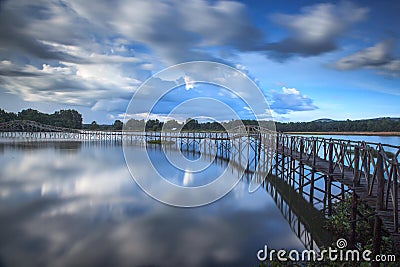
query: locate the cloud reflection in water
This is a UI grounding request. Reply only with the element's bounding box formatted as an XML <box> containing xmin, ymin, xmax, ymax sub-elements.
<box><xmin>0</xmin><ymin>142</ymin><xmax>304</xmax><ymax>267</ymax></box>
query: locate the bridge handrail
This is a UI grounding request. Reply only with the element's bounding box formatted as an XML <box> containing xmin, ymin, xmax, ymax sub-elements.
<box><xmin>276</xmin><ymin>131</ymin><xmax>400</xmax><ymax>235</ymax></box>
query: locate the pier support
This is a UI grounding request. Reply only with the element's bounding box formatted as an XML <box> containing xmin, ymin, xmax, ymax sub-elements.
<box><xmin>372</xmin><ymin>150</ymin><xmax>384</xmax><ymax>263</ymax></box>
<box><xmin>349</xmin><ymin>189</ymin><xmax>358</xmax><ymax>249</ymax></box>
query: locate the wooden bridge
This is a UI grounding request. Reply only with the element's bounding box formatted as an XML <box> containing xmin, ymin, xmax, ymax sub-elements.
<box><xmin>274</xmin><ymin>134</ymin><xmax>400</xmax><ymax>257</ymax></box>
<box><xmin>1</xmin><ymin>120</ymin><xmax>399</xmax><ymax>257</ymax></box>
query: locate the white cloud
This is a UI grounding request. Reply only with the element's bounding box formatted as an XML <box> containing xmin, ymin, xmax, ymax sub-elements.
<box><xmin>270</xmin><ymin>87</ymin><xmax>317</xmax><ymax>114</ymax></box>
<box><xmin>282</xmin><ymin>87</ymin><xmax>300</xmax><ymax>95</ymax></box>
<box><xmin>0</xmin><ymin>60</ymin><xmax>141</xmax><ymax>108</ymax></box>
<box><xmin>184</xmin><ymin>76</ymin><xmax>195</xmax><ymax>90</ymax></box>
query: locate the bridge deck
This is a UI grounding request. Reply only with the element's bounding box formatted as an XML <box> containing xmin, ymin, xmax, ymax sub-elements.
<box><xmin>278</xmin><ymin>145</ymin><xmax>400</xmax><ymax>251</ymax></box>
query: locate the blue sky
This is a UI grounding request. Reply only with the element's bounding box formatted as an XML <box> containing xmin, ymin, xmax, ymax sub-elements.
<box><xmin>0</xmin><ymin>0</ymin><xmax>399</xmax><ymax>123</ymax></box>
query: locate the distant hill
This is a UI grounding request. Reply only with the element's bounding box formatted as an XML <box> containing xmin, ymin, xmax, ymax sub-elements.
<box><xmin>369</xmin><ymin>117</ymin><xmax>400</xmax><ymax>121</ymax></box>
<box><xmin>276</xmin><ymin>117</ymin><xmax>400</xmax><ymax>133</ymax></box>
<box><xmin>312</xmin><ymin>118</ymin><xmax>335</xmax><ymax>123</ymax></box>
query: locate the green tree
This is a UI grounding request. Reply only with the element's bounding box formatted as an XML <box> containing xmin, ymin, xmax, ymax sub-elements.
<box><xmin>163</xmin><ymin>119</ymin><xmax>181</xmax><ymax>130</ymax></box>
<box><xmin>88</xmin><ymin>121</ymin><xmax>99</xmax><ymax>130</ymax></box>
<box><xmin>52</xmin><ymin>109</ymin><xmax>82</xmax><ymax>129</ymax></box>
<box><xmin>145</xmin><ymin>119</ymin><xmax>163</xmax><ymax>131</ymax></box>
<box><xmin>182</xmin><ymin>118</ymin><xmax>199</xmax><ymax>131</ymax></box>
<box><xmin>113</xmin><ymin>120</ymin><xmax>123</xmax><ymax>130</ymax></box>
<box><xmin>125</xmin><ymin>119</ymin><xmax>145</xmax><ymax>131</ymax></box>
<box><xmin>18</xmin><ymin>108</ymin><xmax>49</xmax><ymax>123</ymax></box>
<box><xmin>0</xmin><ymin>109</ymin><xmax>17</xmax><ymax>123</ymax></box>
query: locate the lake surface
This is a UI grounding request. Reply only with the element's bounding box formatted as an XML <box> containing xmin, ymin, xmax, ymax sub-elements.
<box><xmin>1</xmin><ymin>134</ymin><xmax>398</xmax><ymax>267</ymax></box>
<box><xmin>0</xmin><ymin>141</ymin><xmax>305</xmax><ymax>267</ymax></box>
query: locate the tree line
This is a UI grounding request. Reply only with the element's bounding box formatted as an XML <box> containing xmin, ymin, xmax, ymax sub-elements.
<box><xmin>124</xmin><ymin>118</ymin><xmax>226</xmax><ymax>132</ymax></box>
<box><xmin>275</xmin><ymin>118</ymin><xmax>400</xmax><ymax>132</ymax></box>
<box><xmin>1</xmin><ymin>108</ymin><xmax>399</xmax><ymax>132</ymax></box>
<box><xmin>0</xmin><ymin>108</ymin><xmax>83</xmax><ymax>129</ymax></box>
<box><xmin>84</xmin><ymin>120</ymin><xmax>123</xmax><ymax>131</ymax></box>
<box><xmin>124</xmin><ymin>118</ymin><xmax>263</xmax><ymax>131</ymax></box>
<box><xmin>124</xmin><ymin>117</ymin><xmax>400</xmax><ymax>132</ymax></box>
<box><xmin>0</xmin><ymin>108</ymin><xmax>126</xmax><ymax>131</ymax></box>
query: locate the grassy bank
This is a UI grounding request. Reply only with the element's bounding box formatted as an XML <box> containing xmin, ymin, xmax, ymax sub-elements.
<box><xmin>146</xmin><ymin>140</ymin><xmax>175</xmax><ymax>145</ymax></box>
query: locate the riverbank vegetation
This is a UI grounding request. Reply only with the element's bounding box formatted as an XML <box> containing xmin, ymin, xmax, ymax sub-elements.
<box><xmin>1</xmin><ymin>108</ymin><xmax>399</xmax><ymax>133</ymax></box>
<box><xmin>0</xmin><ymin>108</ymin><xmax>82</xmax><ymax>129</ymax></box>
<box><xmin>258</xmin><ymin>195</ymin><xmax>397</xmax><ymax>267</ymax></box>
<box><xmin>123</xmin><ymin>117</ymin><xmax>400</xmax><ymax>133</ymax></box>
<box><xmin>0</xmin><ymin>108</ymin><xmax>124</xmax><ymax>131</ymax></box>
<box><xmin>276</xmin><ymin>118</ymin><xmax>400</xmax><ymax>133</ymax></box>
<box><xmin>326</xmin><ymin>196</ymin><xmax>394</xmax><ymax>255</ymax></box>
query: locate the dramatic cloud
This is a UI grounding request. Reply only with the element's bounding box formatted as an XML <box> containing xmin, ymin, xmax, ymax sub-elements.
<box><xmin>333</xmin><ymin>40</ymin><xmax>400</xmax><ymax>77</ymax></box>
<box><xmin>0</xmin><ymin>0</ymin><xmax>93</xmax><ymax>62</ymax></box>
<box><xmin>0</xmin><ymin>0</ymin><xmax>262</xmax><ymax>116</ymax></box>
<box><xmin>0</xmin><ymin>0</ymin><xmax>394</xmax><ymax>122</ymax></box>
<box><xmin>270</xmin><ymin>87</ymin><xmax>317</xmax><ymax>114</ymax></box>
<box><xmin>66</xmin><ymin>0</ymin><xmax>261</xmax><ymax>64</ymax></box>
<box><xmin>0</xmin><ymin>0</ymin><xmax>152</xmax><ymax>113</ymax></box>
<box><xmin>263</xmin><ymin>2</ymin><xmax>368</xmax><ymax>60</ymax></box>
<box><xmin>0</xmin><ymin>60</ymin><xmax>142</xmax><ymax>107</ymax></box>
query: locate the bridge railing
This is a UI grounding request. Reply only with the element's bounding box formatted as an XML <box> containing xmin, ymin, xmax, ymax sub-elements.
<box><xmin>0</xmin><ymin>120</ymin><xmax>80</xmax><ymax>133</ymax></box>
<box><xmin>277</xmin><ymin>133</ymin><xmax>400</xmax><ymax>234</ymax></box>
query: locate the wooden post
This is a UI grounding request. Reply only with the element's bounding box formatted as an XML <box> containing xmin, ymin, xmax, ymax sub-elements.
<box><xmin>376</xmin><ymin>150</ymin><xmax>385</xmax><ymax>211</ymax></box>
<box><xmin>299</xmin><ymin>163</ymin><xmax>304</xmax><ymax>195</ymax></box>
<box><xmin>394</xmin><ymin>162</ymin><xmax>398</xmax><ymax>233</ymax></box>
<box><xmin>281</xmin><ymin>153</ymin><xmax>285</xmax><ymax>181</ymax></box>
<box><xmin>328</xmin><ymin>142</ymin><xmax>334</xmax><ymax>174</ymax></box>
<box><xmin>312</xmin><ymin>139</ymin><xmax>316</xmax><ymax>166</ymax></box>
<box><xmin>299</xmin><ymin>139</ymin><xmax>304</xmax><ymax>194</ymax></box>
<box><xmin>290</xmin><ymin>137</ymin><xmax>294</xmax><ymax>186</ymax></box>
<box><xmin>238</xmin><ymin>138</ymin><xmax>242</xmax><ymax>168</ymax></box>
<box><xmin>275</xmin><ymin>134</ymin><xmax>279</xmax><ymax>176</ymax></box>
<box><xmin>287</xmin><ymin>157</ymin><xmax>292</xmax><ymax>185</ymax></box>
<box><xmin>310</xmin><ymin>170</ymin><xmax>315</xmax><ymax>204</ymax></box>
<box><xmin>349</xmin><ymin>189</ymin><xmax>358</xmax><ymax>249</ymax></box>
<box><xmin>326</xmin><ymin>176</ymin><xmax>332</xmax><ymax>216</ymax></box>
<box><xmin>366</xmin><ymin>153</ymin><xmax>371</xmax><ymax>190</ymax></box>
<box><xmin>354</xmin><ymin>146</ymin><xmax>360</xmax><ymax>186</ymax></box>
<box><xmin>372</xmin><ymin>150</ymin><xmax>384</xmax><ymax>261</ymax></box>
<box><xmin>310</xmin><ymin>139</ymin><xmax>316</xmax><ymax>203</ymax></box>
<box><xmin>327</xmin><ymin>142</ymin><xmax>334</xmax><ymax>216</ymax></box>
<box><xmin>257</xmin><ymin>133</ymin><xmax>262</xmax><ymax>173</ymax></box>
<box><xmin>341</xmin><ymin>144</ymin><xmax>345</xmax><ymax>179</ymax></box>
<box><xmin>300</xmin><ymin>138</ymin><xmax>304</xmax><ymax>161</ymax></box>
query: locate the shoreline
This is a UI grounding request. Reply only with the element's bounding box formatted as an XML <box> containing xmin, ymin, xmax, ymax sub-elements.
<box><xmin>285</xmin><ymin>131</ymin><xmax>400</xmax><ymax>137</ymax></box>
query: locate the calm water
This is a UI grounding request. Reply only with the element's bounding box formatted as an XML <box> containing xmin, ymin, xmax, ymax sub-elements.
<box><xmin>0</xmin><ymin>141</ymin><xmax>304</xmax><ymax>267</ymax></box>
<box><xmin>1</xmin><ymin>135</ymin><xmax>398</xmax><ymax>267</ymax></box>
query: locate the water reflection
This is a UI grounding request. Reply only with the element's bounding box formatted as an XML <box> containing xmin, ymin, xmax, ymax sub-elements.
<box><xmin>0</xmin><ymin>142</ymin><xmax>304</xmax><ymax>267</ymax></box>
